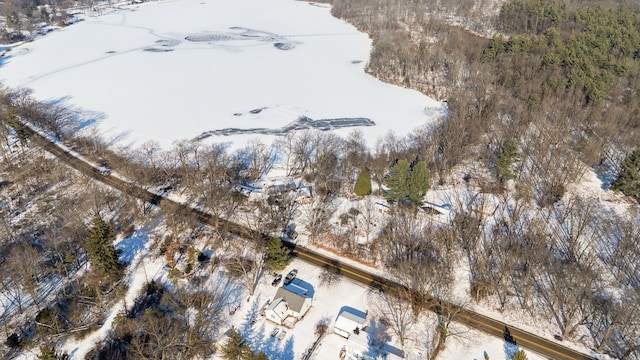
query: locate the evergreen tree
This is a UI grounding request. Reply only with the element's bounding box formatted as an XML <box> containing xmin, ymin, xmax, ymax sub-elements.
<box><xmin>5</xmin><ymin>333</ymin><xmax>21</xmax><ymax>348</ymax></box>
<box><xmin>38</xmin><ymin>346</ymin><xmax>67</xmax><ymax>360</ymax></box>
<box><xmin>220</xmin><ymin>327</ymin><xmax>249</xmax><ymax>360</ymax></box>
<box><xmin>353</xmin><ymin>168</ymin><xmax>372</xmax><ymax>196</ymax></box>
<box><xmin>85</xmin><ymin>217</ymin><xmax>120</xmax><ymax>276</ymax></box>
<box><xmin>252</xmin><ymin>352</ymin><xmax>269</xmax><ymax>360</ymax></box>
<box><xmin>5</xmin><ymin>108</ymin><xmax>30</xmax><ymax>146</ymax></box>
<box><xmin>612</xmin><ymin>149</ymin><xmax>640</xmax><ymax>203</ymax></box>
<box><xmin>384</xmin><ymin>159</ymin><xmax>410</xmax><ymax>202</ymax></box>
<box><xmin>495</xmin><ymin>140</ymin><xmax>521</xmax><ymax>181</ymax></box>
<box><xmin>264</xmin><ymin>237</ymin><xmax>290</xmax><ymax>273</ymax></box>
<box><xmin>407</xmin><ymin>161</ymin><xmax>430</xmax><ymax>204</ymax></box>
<box><xmin>385</xmin><ymin>159</ymin><xmax>430</xmax><ymax>205</ymax></box>
<box><xmin>511</xmin><ymin>350</ymin><xmax>528</xmax><ymax>360</ymax></box>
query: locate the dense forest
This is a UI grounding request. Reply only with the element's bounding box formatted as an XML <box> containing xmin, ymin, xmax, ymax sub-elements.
<box><xmin>1</xmin><ymin>0</ymin><xmax>640</xmax><ymax>359</ymax></box>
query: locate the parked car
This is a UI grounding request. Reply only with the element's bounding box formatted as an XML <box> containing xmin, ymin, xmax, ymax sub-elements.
<box><xmin>271</xmin><ymin>274</ymin><xmax>282</xmax><ymax>287</ymax></box>
<box><xmin>96</xmin><ymin>166</ymin><xmax>111</xmax><ymax>175</ymax></box>
<box><xmin>284</xmin><ymin>269</ymin><xmax>298</xmax><ymax>285</ymax></box>
<box><xmin>270</xmin><ymin>328</ymin><xmax>279</xmax><ymax>337</ymax></box>
<box><xmin>277</xmin><ymin>329</ymin><xmax>287</xmax><ymax>340</ymax></box>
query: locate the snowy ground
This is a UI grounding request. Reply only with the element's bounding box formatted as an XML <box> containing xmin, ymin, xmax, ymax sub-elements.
<box><xmin>209</xmin><ymin>258</ymin><xmax>547</xmax><ymax>360</ymax></box>
<box><xmin>437</xmin><ymin>324</ymin><xmax>545</xmax><ymax>360</ymax></box>
<box><xmin>0</xmin><ymin>0</ymin><xmax>445</xmax><ymax>150</ymax></box>
<box><xmin>212</xmin><ymin>259</ymin><xmax>372</xmax><ymax>360</ymax></box>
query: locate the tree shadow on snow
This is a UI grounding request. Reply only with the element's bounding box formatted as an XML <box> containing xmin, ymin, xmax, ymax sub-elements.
<box><xmin>42</xmin><ymin>96</ymin><xmax>107</xmax><ymax>133</ymax></box>
<box><xmin>242</xmin><ymin>297</ymin><xmax>261</xmax><ymax>341</ymax></box>
<box><xmin>248</xmin><ymin>323</ymin><xmax>295</xmax><ymax>359</ymax></box>
<box><xmin>207</xmin><ymin>274</ymin><xmax>244</xmax><ymax>316</ymax></box>
<box><xmin>280</xmin><ymin>337</ymin><xmax>295</xmax><ymax>360</ymax></box>
<box><xmin>115</xmin><ymin>229</ymin><xmax>149</xmax><ymax>264</ymax></box>
<box><xmin>503</xmin><ymin>326</ymin><xmax>519</xmax><ymax>360</ymax></box>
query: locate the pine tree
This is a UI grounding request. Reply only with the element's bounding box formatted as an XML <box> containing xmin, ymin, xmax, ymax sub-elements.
<box><xmin>5</xmin><ymin>333</ymin><xmax>21</xmax><ymax>348</ymax></box>
<box><xmin>612</xmin><ymin>149</ymin><xmax>640</xmax><ymax>203</ymax></box>
<box><xmin>407</xmin><ymin>161</ymin><xmax>430</xmax><ymax>204</ymax></box>
<box><xmin>38</xmin><ymin>346</ymin><xmax>67</xmax><ymax>360</ymax></box>
<box><xmin>85</xmin><ymin>217</ymin><xmax>120</xmax><ymax>276</ymax></box>
<box><xmin>385</xmin><ymin>160</ymin><xmax>430</xmax><ymax>205</ymax></box>
<box><xmin>5</xmin><ymin>108</ymin><xmax>30</xmax><ymax>146</ymax></box>
<box><xmin>384</xmin><ymin>160</ymin><xmax>410</xmax><ymax>202</ymax></box>
<box><xmin>495</xmin><ymin>140</ymin><xmax>521</xmax><ymax>181</ymax></box>
<box><xmin>264</xmin><ymin>237</ymin><xmax>290</xmax><ymax>273</ymax></box>
<box><xmin>252</xmin><ymin>352</ymin><xmax>270</xmax><ymax>360</ymax></box>
<box><xmin>511</xmin><ymin>349</ymin><xmax>528</xmax><ymax>360</ymax></box>
<box><xmin>220</xmin><ymin>327</ymin><xmax>249</xmax><ymax>360</ymax></box>
<box><xmin>353</xmin><ymin>168</ymin><xmax>372</xmax><ymax>196</ymax></box>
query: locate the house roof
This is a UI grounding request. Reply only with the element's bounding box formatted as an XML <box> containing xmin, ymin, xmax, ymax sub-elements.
<box><xmin>335</xmin><ymin>311</ymin><xmax>366</xmax><ymax>334</ymax></box>
<box><xmin>274</xmin><ymin>287</ymin><xmax>307</xmax><ymax>313</ymax></box>
<box><xmin>266</xmin><ymin>297</ymin><xmax>288</xmax><ymax>318</ymax></box>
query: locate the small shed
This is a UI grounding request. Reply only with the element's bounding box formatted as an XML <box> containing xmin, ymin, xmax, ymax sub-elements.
<box><xmin>334</xmin><ymin>310</ymin><xmax>367</xmax><ymax>338</ymax></box>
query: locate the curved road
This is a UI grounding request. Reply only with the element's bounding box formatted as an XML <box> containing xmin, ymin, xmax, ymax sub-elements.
<box><xmin>24</xmin><ymin>124</ymin><xmax>596</xmax><ymax>360</ymax></box>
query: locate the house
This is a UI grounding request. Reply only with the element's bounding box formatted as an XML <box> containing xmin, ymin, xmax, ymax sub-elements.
<box><xmin>264</xmin><ymin>285</ymin><xmax>313</xmax><ymax>327</ymax></box>
<box><xmin>334</xmin><ymin>309</ymin><xmax>367</xmax><ymax>338</ymax></box>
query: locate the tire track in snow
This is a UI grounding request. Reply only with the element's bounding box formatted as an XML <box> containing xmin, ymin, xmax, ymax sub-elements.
<box><xmin>20</xmin><ymin>11</ymin><xmax>180</xmax><ymax>87</ymax></box>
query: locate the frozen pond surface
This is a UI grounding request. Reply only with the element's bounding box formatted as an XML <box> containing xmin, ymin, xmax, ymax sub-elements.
<box><xmin>0</xmin><ymin>0</ymin><xmax>445</xmax><ymax>149</ymax></box>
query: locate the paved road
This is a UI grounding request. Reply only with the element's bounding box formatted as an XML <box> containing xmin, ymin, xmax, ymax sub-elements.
<box><xmin>23</xmin><ymin>124</ymin><xmax>596</xmax><ymax>360</ymax></box>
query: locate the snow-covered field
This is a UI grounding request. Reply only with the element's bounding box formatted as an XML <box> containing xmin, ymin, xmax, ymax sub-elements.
<box><xmin>0</xmin><ymin>0</ymin><xmax>445</xmax><ymax>150</ymax></box>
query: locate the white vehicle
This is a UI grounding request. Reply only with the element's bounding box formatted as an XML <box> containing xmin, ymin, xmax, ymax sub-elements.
<box><xmin>96</xmin><ymin>166</ymin><xmax>111</xmax><ymax>175</ymax></box>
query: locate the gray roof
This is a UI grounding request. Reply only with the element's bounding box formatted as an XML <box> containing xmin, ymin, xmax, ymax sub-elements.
<box><xmin>335</xmin><ymin>311</ymin><xmax>366</xmax><ymax>334</ymax></box>
<box><xmin>274</xmin><ymin>287</ymin><xmax>307</xmax><ymax>313</ymax></box>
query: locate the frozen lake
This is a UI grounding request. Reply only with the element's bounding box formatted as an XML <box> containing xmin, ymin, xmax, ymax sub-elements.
<box><xmin>0</xmin><ymin>0</ymin><xmax>445</xmax><ymax>150</ymax></box>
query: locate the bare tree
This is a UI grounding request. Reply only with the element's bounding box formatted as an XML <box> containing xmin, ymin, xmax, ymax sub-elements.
<box><xmin>299</xmin><ymin>197</ymin><xmax>335</xmax><ymax>244</ymax></box>
<box><xmin>7</xmin><ymin>242</ymin><xmax>44</xmax><ymax>310</ymax></box>
<box><xmin>357</xmin><ymin>197</ymin><xmax>378</xmax><ymax>244</ymax></box>
<box><xmin>238</xmin><ymin>138</ymin><xmax>276</xmax><ymax>181</ymax></box>
<box><xmin>377</xmin><ymin>208</ymin><xmax>453</xmax><ymax>317</ymax></box>
<box><xmin>273</xmin><ymin>132</ymin><xmax>298</xmax><ymax>176</ymax></box>
<box><xmin>225</xmin><ymin>239</ymin><xmax>266</xmax><ymax>297</ymax></box>
<box><xmin>368</xmin><ymin>288</ymin><xmax>415</xmax><ymax>347</ymax></box>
